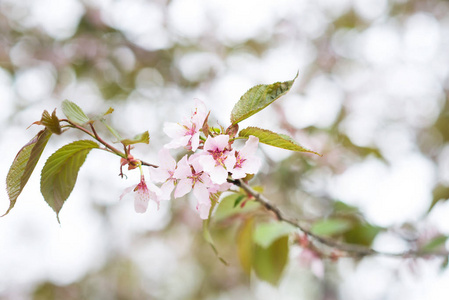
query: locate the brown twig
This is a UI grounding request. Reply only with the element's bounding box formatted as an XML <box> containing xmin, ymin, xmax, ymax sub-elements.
<box><xmin>141</xmin><ymin>160</ymin><xmax>159</xmax><ymax>168</ymax></box>
<box><xmin>232</xmin><ymin>179</ymin><xmax>449</xmax><ymax>259</ymax></box>
<box><xmin>61</xmin><ymin>119</ymin><xmax>127</xmax><ymax>158</ymax></box>
<box><xmin>88</xmin><ymin>123</ymin><xmax>126</xmax><ymax>158</ymax></box>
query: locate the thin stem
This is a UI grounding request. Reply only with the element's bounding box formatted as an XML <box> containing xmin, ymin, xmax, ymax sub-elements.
<box><xmin>89</xmin><ymin>123</ymin><xmax>126</xmax><ymax>158</ymax></box>
<box><xmin>141</xmin><ymin>160</ymin><xmax>159</xmax><ymax>168</ymax></box>
<box><xmin>62</xmin><ymin>119</ymin><xmax>159</xmax><ymax>167</ymax></box>
<box><xmin>60</xmin><ymin>119</ymin><xmax>96</xmax><ymax>139</ymax></box>
<box><xmin>232</xmin><ymin>179</ymin><xmax>449</xmax><ymax>259</ymax></box>
<box><xmin>61</xmin><ymin>119</ymin><xmax>126</xmax><ymax>158</ymax></box>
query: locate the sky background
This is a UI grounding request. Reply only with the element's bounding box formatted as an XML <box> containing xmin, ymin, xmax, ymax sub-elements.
<box><xmin>1</xmin><ymin>0</ymin><xmax>449</xmax><ymax>299</ymax></box>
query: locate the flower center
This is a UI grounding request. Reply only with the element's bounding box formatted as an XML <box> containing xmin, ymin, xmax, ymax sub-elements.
<box><xmin>188</xmin><ymin>166</ymin><xmax>203</xmax><ymax>185</ymax></box>
<box><xmin>135</xmin><ymin>179</ymin><xmax>149</xmax><ymax>194</ymax></box>
<box><xmin>234</xmin><ymin>152</ymin><xmax>246</xmax><ymax>168</ymax></box>
<box><xmin>184</xmin><ymin>124</ymin><xmax>196</xmax><ymax>136</ymax></box>
<box><xmin>209</xmin><ymin>149</ymin><xmax>227</xmax><ymax>166</ymax></box>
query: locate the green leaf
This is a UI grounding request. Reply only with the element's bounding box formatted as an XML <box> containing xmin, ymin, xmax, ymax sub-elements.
<box><xmin>237</xmin><ymin>217</ymin><xmax>255</xmax><ymax>275</ymax></box>
<box><xmin>62</xmin><ymin>100</ymin><xmax>90</xmax><ymax>125</ymax></box>
<box><xmin>93</xmin><ymin>107</ymin><xmax>122</xmax><ymax>141</ymax></box>
<box><xmin>429</xmin><ymin>184</ymin><xmax>449</xmax><ymax>212</ymax></box>
<box><xmin>41</xmin><ymin>110</ymin><xmax>62</xmax><ymax>134</ymax></box>
<box><xmin>420</xmin><ymin>235</ymin><xmax>448</xmax><ymax>253</ymax></box>
<box><xmin>253</xmin><ymin>222</ymin><xmax>295</xmax><ymax>248</ymax></box>
<box><xmin>230</xmin><ymin>74</ymin><xmax>298</xmax><ymax>124</ymax></box>
<box><xmin>311</xmin><ymin>218</ymin><xmax>353</xmax><ymax>236</ymax></box>
<box><xmin>121</xmin><ymin>131</ymin><xmax>150</xmax><ymax>146</ymax></box>
<box><xmin>253</xmin><ymin>236</ymin><xmax>289</xmax><ymax>285</ymax></box>
<box><xmin>40</xmin><ymin>140</ymin><xmax>99</xmax><ymax>220</ymax></box>
<box><xmin>213</xmin><ymin>193</ymin><xmax>260</xmax><ymax>222</ymax></box>
<box><xmin>343</xmin><ymin>223</ymin><xmax>383</xmax><ymax>247</ymax></box>
<box><xmin>233</xmin><ymin>194</ymin><xmax>246</xmax><ymax>208</ymax></box>
<box><xmin>333</xmin><ymin>200</ymin><xmax>360</xmax><ymax>214</ymax></box>
<box><xmin>239</xmin><ymin>127</ymin><xmax>321</xmax><ymax>156</ymax></box>
<box><xmin>4</xmin><ymin>129</ymin><xmax>52</xmax><ymax>216</ymax></box>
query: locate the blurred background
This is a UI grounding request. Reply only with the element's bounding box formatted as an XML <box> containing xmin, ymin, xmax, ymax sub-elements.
<box><xmin>1</xmin><ymin>0</ymin><xmax>449</xmax><ymax>299</ymax></box>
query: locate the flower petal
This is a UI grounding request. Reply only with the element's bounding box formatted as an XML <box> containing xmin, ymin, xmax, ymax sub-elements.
<box><xmin>134</xmin><ymin>188</ymin><xmax>150</xmax><ymax>213</ymax></box>
<box><xmin>192</xmin><ymin>99</ymin><xmax>207</xmax><ymax>124</ymax></box>
<box><xmin>193</xmin><ymin>184</ymin><xmax>210</xmax><ymax>204</ymax></box>
<box><xmin>197</xmin><ymin>201</ymin><xmax>211</xmax><ymax>220</ymax></box>
<box><xmin>174</xmin><ymin>178</ymin><xmax>192</xmax><ymax>198</ymax></box>
<box><xmin>163</xmin><ymin>122</ymin><xmax>185</xmax><ymax>139</ymax></box>
<box><xmin>173</xmin><ymin>155</ymin><xmax>191</xmax><ymax>179</ymax></box>
<box><xmin>208</xmin><ymin>165</ymin><xmax>228</xmax><ymax>184</ymax></box>
<box><xmin>214</xmin><ymin>135</ymin><xmax>230</xmax><ymax>150</ymax></box>
<box><xmin>119</xmin><ymin>184</ymin><xmax>137</xmax><ymax>201</ymax></box>
<box><xmin>204</xmin><ymin>135</ymin><xmax>229</xmax><ymax>151</ymax></box>
<box><xmin>199</xmin><ymin>155</ymin><xmax>216</xmax><ymax>173</ymax></box>
<box><xmin>190</xmin><ymin>132</ymin><xmax>200</xmax><ymax>151</ymax></box>
<box><xmin>164</xmin><ymin>135</ymin><xmax>190</xmax><ymax>149</ymax></box>
<box><xmin>224</xmin><ymin>150</ymin><xmax>237</xmax><ymax>170</ymax></box>
<box><xmin>160</xmin><ymin>180</ymin><xmax>175</xmax><ymax>201</ymax></box>
<box><xmin>240</xmin><ymin>135</ymin><xmax>259</xmax><ymax>157</ymax></box>
<box><xmin>208</xmin><ymin>182</ymin><xmax>233</xmax><ymax>194</ymax></box>
<box><xmin>194</xmin><ymin>184</ymin><xmax>212</xmax><ymax>219</ymax></box>
<box><xmin>146</xmin><ymin>180</ymin><xmax>162</xmax><ymax>196</ymax></box>
<box><xmin>149</xmin><ymin>167</ymin><xmax>170</xmax><ymax>183</ymax></box>
<box><xmin>243</xmin><ymin>156</ymin><xmax>262</xmax><ymax>174</ymax></box>
<box><xmin>230</xmin><ymin>168</ymin><xmax>247</xmax><ymax>179</ymax></box>
<box><xmin>158</xmin><ymin>148</ymin><xmax>177</xmax><ymax>171</ymax></box>
<box><xmin>193</xmin><ymin>98</ymin><xmax>207</xmax><ymax>115</ymax></box>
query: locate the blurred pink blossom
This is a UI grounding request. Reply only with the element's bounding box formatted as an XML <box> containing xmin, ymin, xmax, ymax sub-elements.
<box><xmin>299</xmin><ymin>248</ymin><xmax>325</xmax><ymax>278</ymax></box>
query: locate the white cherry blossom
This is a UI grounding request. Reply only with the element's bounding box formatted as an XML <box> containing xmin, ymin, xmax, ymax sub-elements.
<box><xmin>163</xmin><ymin>99</ymin><xmax>207</xmax><ymax>151</ymax></box>
<box><xmin>173</xmin><ymin>154</ymin><xmax>213</xmax><ymax>219</ymax></box>
<box><xmin>149</xmin><ymin>148</ymin><xmax>177</xmax><ymax>200</ymax></box>
<box><xmin>226</xmin><ymin>135</ymin><xmax>261</xmax><ymax>179</ymax></box>
<box><xmin>120</xmin><ymin>175</ymin><xmax>161</xmax><ymax>213</ymax></box>
<box><xmin>199</xmin><ymin>135</ymin><xmax>234</xmax><ymax>184</ymax></box>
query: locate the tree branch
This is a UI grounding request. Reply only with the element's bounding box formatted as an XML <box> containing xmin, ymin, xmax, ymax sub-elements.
<box><xmin>232</xmin><ymin>179</ymin><xmax>449</xmax><ymax>259</ymax></box>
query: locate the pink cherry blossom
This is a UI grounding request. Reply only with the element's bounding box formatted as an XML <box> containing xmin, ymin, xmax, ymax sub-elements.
<box><xmin>149</xmin><ymin>148</ymin><xmax>177</xmax><ymax>200</ymax></box>
<box><xmin>120</xmin><ymin>175</ymin><xmax>161</xmax><ymax>213</ymax></box>
<box><xmin>173</xmin><ymin>154</ymin><xmax>213</xmax><ymax>219</ymax></box>
<box><xmin>199</xmin><ymin>135</ymin><xmax>234</xmax><ymax>184</ymax></box>
<box><xmin>163</xmin><ymin>99</ymin><xmax>207</xmax><ymax>151</ymax></box>
<box><xmin>226</xmin><ymin>135</ymin><xmax>261</xmax><ymax>179</ymax></box>
<box><xmin>298</xmin><ymin>248</ymin><xmax>325</xmax><ymax>278</ymax></box>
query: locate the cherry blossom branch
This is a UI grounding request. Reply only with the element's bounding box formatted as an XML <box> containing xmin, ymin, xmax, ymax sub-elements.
<box><xmin>61</xmin><ymin>119</ymin><xmax>127</xmax><ymax>158</ymax></box>
<box><xmin>232</xmin><ymin>179</ymin><xmax>449</xmax><ymax>259</ymax></box>
<box><xmin>88</xmin><ymin>123</ymin><xmax>126</xmax><ymax>158</ymax></box>
<box><xmin>58</xmin><ymin>100</ymin><xmax>447</xmax><ymax>259</ymax></box>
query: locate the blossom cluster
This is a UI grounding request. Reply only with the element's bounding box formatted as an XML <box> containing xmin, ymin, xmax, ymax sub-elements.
<box><xmin>121</xmin><ymin>100</ymin><xmax>261</xmax><ymax>219</ymax></box>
